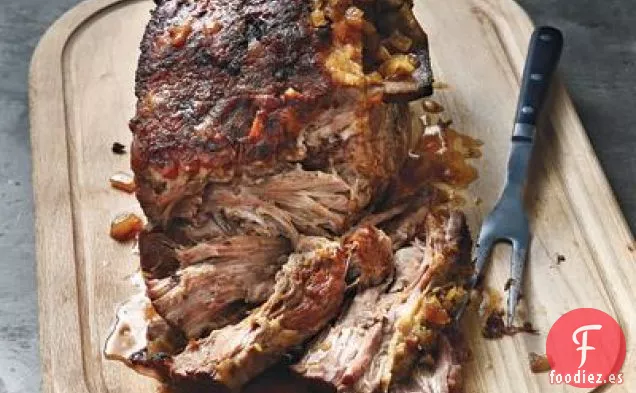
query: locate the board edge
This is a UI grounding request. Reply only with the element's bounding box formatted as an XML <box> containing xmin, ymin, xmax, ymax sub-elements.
<box><xmin>29</xmin><ymin>1</ymin><xmax>141</xmax><ymax>393</ymax></box>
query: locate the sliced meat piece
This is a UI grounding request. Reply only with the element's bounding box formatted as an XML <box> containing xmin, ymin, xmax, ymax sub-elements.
<box><xmin>387</xmin><ymin>203</ymin><xmax>433</xmax><ymax>250</ymax></box>
<box><xmin>294</xmin><ymin>242</ymin><xmax>423</xmax><ymax>390</ymax></box>
<box><xmin>294</xmin><ymin>210</ymin><xmax>471</xmax><ymax>393</ymax></box>
<box><xmin>381</xmin><ymin>212</ymin><xmax>471</xmax><ymax>385</ymax></box>
<box><xmin>141</xmin><ymin>232</ymin><xmax>292</xmax><ymax>339</ymax></box>
<box><xmin>297</xmin><ymin>286</ymin><xmax>387</xmax><ymax>389</ymax></box>
<box><xmin>343</xmin><ymin>226</ymin><xmax>394</xmax><ymax>287</ymax></box>
<box><xmin>354</xmin><ymin>188</ymin><xmax>449</xmax><ymax>251</ymax></box>
<box><xmin>375</xmin><ymin>189</ymin><xmax>448</xmax><ymax>250</ymax></box>
<box><xmin>147</xmin><ymin>236</ymin><xmax>290</xmax><ymax>339</ymax></box>
<box><xmin>168</xmin><ymin>236</ymin><xmax>346</xmax><ymax>390</ymax></box>
<box><xmin>174</xmin><ymin>235</ymin><xmax>290</xmax><ymax>267</ymax></box>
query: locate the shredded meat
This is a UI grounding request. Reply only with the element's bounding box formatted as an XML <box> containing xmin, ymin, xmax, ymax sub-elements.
<box><xmin>391</xmin><ymin>336</ymin><xmax>464</xmax><ymax>393</ymax></box>
<box><xmin>130</xmin><ymin>227</ymin><xmax>394</xmax><ymax>390</ymax></box>
<box><xmin>147</xmin><ymin>236</ymin><xmax>291</xmax><ymax>339</ymax></box>
<box><xmin>294</xmin><ymin>210</ymin><xmax>471</xmax><ymax>393</ymax></box>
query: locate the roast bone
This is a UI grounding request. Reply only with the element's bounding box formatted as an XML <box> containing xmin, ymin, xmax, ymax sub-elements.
<box><xmin>105</xmin><ymin>0</ymin><xmax>474</xmax><ymax>391</ymax></box>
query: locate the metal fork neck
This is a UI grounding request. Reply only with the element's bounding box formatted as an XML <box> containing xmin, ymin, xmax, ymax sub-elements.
<box><xmin>503</xmin><ymin>123</ymin><xmax>536</xmax><ymax>197</ymax></box>
<box><xmin>512</xmin><ymin>123</ymin><xmax>536</xmax><ymax>141</ymax></box>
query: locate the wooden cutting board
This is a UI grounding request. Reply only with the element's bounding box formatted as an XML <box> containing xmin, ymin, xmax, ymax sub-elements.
<box><xmin>29</xmin><ymin>0</ymin><xmax>636</xmax><ymax>392</ymax></box>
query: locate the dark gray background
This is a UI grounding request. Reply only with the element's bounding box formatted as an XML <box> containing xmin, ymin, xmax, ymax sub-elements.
<box><xmin>0</xmin><ymin>0</ymin><xmax>634</xmax><ymax>392</ymax></box>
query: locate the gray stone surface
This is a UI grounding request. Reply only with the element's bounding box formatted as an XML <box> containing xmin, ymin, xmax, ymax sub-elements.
<box><xmin>0</xmin><ymin>0</ymin><xmax>634</xmax><ymax>392</ymax></box>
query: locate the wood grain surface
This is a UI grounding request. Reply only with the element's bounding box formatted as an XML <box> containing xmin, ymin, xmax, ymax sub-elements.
<box><xmin>29</xmin><ymin>0</ymin><xmax>636</xmax><ymax>392</ymax></box>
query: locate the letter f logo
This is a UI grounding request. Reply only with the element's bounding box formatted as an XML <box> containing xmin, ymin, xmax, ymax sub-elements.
<box><xmin>572</xmin><ymin>324</ymin><xmax>602</xmax><ymax>368</ymax></box>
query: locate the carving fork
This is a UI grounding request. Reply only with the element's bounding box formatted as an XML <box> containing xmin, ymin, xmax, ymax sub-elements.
<box><xmin>457</xmin><ymin>26</ymin><xmax>563</xmax><ymax>327</ymax></box>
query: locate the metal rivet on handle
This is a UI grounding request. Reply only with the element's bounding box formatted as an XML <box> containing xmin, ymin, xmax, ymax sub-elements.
<box><xmin>521</xmin><ymin>106</ymin><xmax>535</xmax><ymax>115</ymax></box>
<box><xmin>530</xmin><ymin>73</ymin><xmax>544</xmax><ymax>81</ymax></box>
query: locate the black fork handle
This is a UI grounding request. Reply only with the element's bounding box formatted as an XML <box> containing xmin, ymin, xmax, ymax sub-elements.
<box><xmin>513</xmin><ymin>26</ymin><xmax>563</xmax><ymax>128</ymax></box>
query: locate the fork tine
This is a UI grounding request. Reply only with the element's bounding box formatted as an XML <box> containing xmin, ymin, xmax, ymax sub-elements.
<box><xmin>453</xmin><ymin>233</ymin><xmax>496</xmax><ymax>324</ymax></box>
<box><xmin>469</xmin><ymin>232</ymin><xmax>496</xmax><ymax>287</ymax></box>
<box><xmin>507</xmin><ymin>238</ymin><xmax>529</xmax><ymax>327</ymax></box>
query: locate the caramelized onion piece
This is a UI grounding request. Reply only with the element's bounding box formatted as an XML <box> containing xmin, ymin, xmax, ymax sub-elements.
<box><xmin>365</xmin><ymin>71</ymin><xmax>383</xmax><ymax>84</ymax></box>
<box><xmin>168</xmin><ymin>23</ymin><xmax>192</xmax><ymax>48</ymax></box>
<box><xmin>344</xmin><ymin>7</ymin><xmax>364</xmax><ymax>29</ymax></box>
<box><xmin>311</xmin><ymin>9</ymin><xmax>328</xmax><ymax>27</ymax></box>
<box><xmin>423</xmin><ymin>296</ymin><xmax>452</xmax><ymax>326</ymax></box>
<box><xmin>315</xmin><ymin>0</ymin><xmax>432</xmax><ymax>101</ymax></box>
<box><xmin>111</xmin><ymin>213</ymin><xmax>144</xmax><ymax>242</ymax></box>
<box><xmin>529</xmin><ymin>352</ymin><xmax>551</xmax><ymax>373</ymax></box>
<box><xmin>379</xmin><ymin>54</ymin><xmax>417</xmax><ymax>79</ymax></box>
<box><xmin>326</xmin><ymin>46</ymin><xmax>365</xmax><ymax>87</ymax></box>
<box><xmin>383</xmin><ymin>80</ymin><xmax>428</xmax><ymax>102</ymax></box>
<box><xmin>422</xmin><ymin>99</ymin><xmax>444</xmax><ymax>114</ymax></box>
<box><xmin>110</xmin><ymin>172</ymin><xmax>136</xmax><ymax>193</ymax></box>
<box><xmin>382</xmin><ymin>50</ymin><xmax>433</xmax><ymax>102</ymax></box>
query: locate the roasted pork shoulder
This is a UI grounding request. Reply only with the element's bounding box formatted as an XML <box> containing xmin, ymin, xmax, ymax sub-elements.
<box><xmin>106</xmin><ymin>0</ymin><xmax>475</xmax><ymax>392</ymax></box>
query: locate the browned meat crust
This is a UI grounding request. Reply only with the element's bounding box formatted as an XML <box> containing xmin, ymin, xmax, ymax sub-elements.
<box><xmin>131</xmin><ymin>0</ymin><xmax>332</xmax><ymax>176</ymax></box>
<box><xmin>130</xmin><ymin>0</ymin><xmax>431</xmax><ymax>225</ymax></box>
